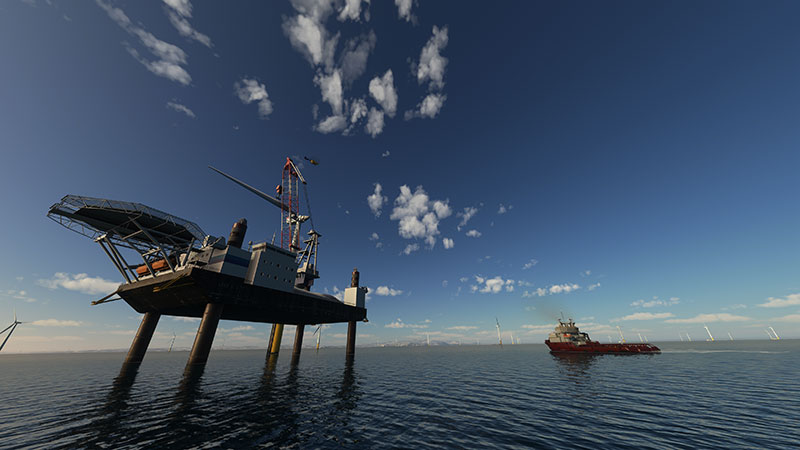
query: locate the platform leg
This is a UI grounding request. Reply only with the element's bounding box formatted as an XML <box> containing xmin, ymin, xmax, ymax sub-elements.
<box><xmin>292</xmin><ymin>324</ymin><xmax>305</xmax><ymax>363</ymax></box>
<box><xmin>269</xmin><ymin>323</ymin><xmax>284</xmax><ymax>355</ymax></box>
<box><xmin>186</xmin><ymin>303</ymin><xmax>224</xmax><ymax>367</ymax></box>
<box><xmin>124</xmin><ymin>312</ymin><xmax>161</xmax><ymax>365</ymax></box>
<box><xmin>346</xmin><ymin>321</ymin><xmax>356</xmax><ymax>357</ymax></box>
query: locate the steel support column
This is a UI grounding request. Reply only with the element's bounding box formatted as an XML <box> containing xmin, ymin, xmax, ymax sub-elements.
<box><xmin>346</xmin><ymin>321</ymin><xmax>356</xmax><ymax>357</ymax></box>
<box><xmin>124</xmin><ymin>312</ymin><xmax>161</xmax><ymax>365</ymax></box>
<box><xmin>269</xmin><ymin>323</ymin><xmax>284</xmax><ymax>355</ymax></box>
<box><xmin>186</xmin><ymin>303</ymin><xmax>224</xmax><ymax>366</ymax></box>
<box><xmin>292</xmin><ymin>324</ymin><xmax>305</xmax><ymax>362</ymax></box>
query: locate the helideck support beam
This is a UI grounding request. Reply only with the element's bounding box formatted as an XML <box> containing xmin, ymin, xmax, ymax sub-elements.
<box><xmin>186</xmin><ymin>303</ymin><xmax>224</xmax><ymax>366</ymax></box>
<box><xmin>346</xmin><ymin>321</ymin><xmax>356</xmax><ymax>357</ymax></box>
<box><xmin>124</xmin><ymin>312</ymin><xmax>161</xmax><ymax>365</ymax></box>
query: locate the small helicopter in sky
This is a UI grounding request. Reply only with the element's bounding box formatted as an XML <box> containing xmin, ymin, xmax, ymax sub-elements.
<box><xmin>304</xmin><ymin>156</ymin><xmax>320</xmax><ymax>166</ymax></box>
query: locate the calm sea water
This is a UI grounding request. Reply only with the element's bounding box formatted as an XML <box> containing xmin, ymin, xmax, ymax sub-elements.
<box><xmin>2</xmin><ymin>341</ymin><xmax>799</xmax><ymax>449</ymax></box>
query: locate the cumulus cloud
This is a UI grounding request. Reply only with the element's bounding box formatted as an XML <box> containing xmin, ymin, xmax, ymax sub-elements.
<box><xmin>497</xmin><ymin>204</ymin><xmax>512</xmax><ymax>214</ymax></box>
<box><xmin>390</xmin><ymin>185</ymin><xmax>451</xmax><ymax>249</ymax></box>
<box><xmin>350</xmin><ymin>98</ymin><xmax>368</xmax><ymax>123</ymax></box>
<box><xmin>447</xmin><ymin>325</ymin><xmax>477</xmax><ymax>331</ymax></box>
<box><xmin>617</xmin><ymin>312</ymin><xmax>674</xmax><ymax>321</ymax></box>
<box><xmin>31</xmin><ymin>319</ymin><xmax>83</xmax><ymax>327</ymax></box>
<box><xmin>283</xmin><ymin>3</ymin><xmax>336</xmax><ymax>69</ymax></box>
<box><xmin>416</xmin><ymin>25</ymin><xmax>448</xmax><ymax>90</ymax></box>
<box><xmin>758</xmin><ymin>293</ymin><xmax>800</xmax><ymax>308</ymax></box>
<box><xmin>385</xmin><ymin>318</ymin><xmax>428</xmax><ymax>329</ymax></box>
<box><xmin>631</xmin><ymin>297</ymin><xmax>680</xmax><ymax>308</ymax></box>
<box><xmin>587</xmin><ymin>282</ymin><xmax>601</xmax><ymax>291</ymax></box>
<box><xmin>401</xmin><ymin>243</ymin><xmax>419</xmax><ymax>255</ymax></box>
<box><xmin>367</xmin><ymin>183</ymin><xmax>387</xmax><ymax>217</ymax></box>
<box><xmin>163</xmin><ymin>0</ymin><xmax>212</xmax><ymax>47</ymax></box>
<box><xmin>316</xmin><ymin>114</ymin><xmax>347</xmax><ymax>133</ymax></box>
<box><xmin>166</xmin><ymin>100</ymin><xmax>195</xmax><ymax>118</ymax></box>
<box><xmin>442</xmin><ymin>237</ymin><xmax>454</xmax><ymax>249</ymax></box>
<box><xmin>375</xmin><ymin>286</ymin><xmax>403</xmax><ymax>296</ymax></box>
<box><xmin>340</xmin><ymin>32</ymin><xmax>376</xmax><ymax>84</ymax></box>
<box><xmin>664</xmin><ymin>313</ymin><xmax>751</xmax><ymax>324</ymax></box>
<box><xmin>457</xmin><ymin>207</ymin><xmax>477</xmax><ymax>231</ymax></box>
<box><xmin>38</xmin><ymin>273</ymin><xmax>119</xmax><ymax>295</ymax></box>
<box><xmin>465</xmin><ymin>229</ymin><xmax>481</xmax><ymax>238</ymax></box>
<box><xmin>773</xmin><ymin>314</ymin><xmax>800</xmax><ymax>323</ymax></box>
<box><xmin>315</xmin><ymin>70</ymin><xmax>344</xmax><ymax>115</ymax></box>
<box><xmin>97</xmin><ymin>0</ymin><xmax>192</xmax><ymax>85</ymax></box>
<box><xmin>522</xmin><ymin>283</ymin><xmax>581</xmax><ymax>297</ymax></box>
<box><xmin>471</xmin><ymin>276</ymin><xmax>514</xmax><ymax>294</ymax></box>
<box><xmin>382</xmin><ymin>150</ymin><xmax>390</xmax><ymax>157</ymax></box>
<box><xmin>338</xmin><ymin>0</ymin><xmax>370</xmax><ymax>21</ymax></box>
<box><xmin>366</xmin><ymin>107</ymin><xmax>384</xmax><ymax>137</ymax></box>
<box><xmin>522</xmin><ymin>259</ymin><xmax>538</xmax><ymax>270</ymax></box>
<box><xmin>394</xmin><ymin>0</ymin><xmax>414</xmax><ymax>21</ymax></box>
<box><xmin>369</xmin><ymin>69</ymin><xmax>398</xmax><ymax>117</ymax></box>
<box><xmin>405</xmin><ymin>93</ymin><xmax>446</xmax><ymax>120</ymax></box>
<box><xmin>369</xmin><ymin>232</ymin><xmax>380</xmax><ymax>241</ymax></box>
<box><xmin>234</xmin><ymin>78</ymin><xmax>273</xmax><ymax>118</ymax></box>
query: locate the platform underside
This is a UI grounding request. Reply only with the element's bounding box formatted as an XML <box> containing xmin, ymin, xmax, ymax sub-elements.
<box><xmin>116</xmin><ymin>268</ymin><xmax>366</xmax><ymax>325</ymax></box>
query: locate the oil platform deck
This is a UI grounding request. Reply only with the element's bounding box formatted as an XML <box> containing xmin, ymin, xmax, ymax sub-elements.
<box><xmin>118</xmin><ymin>267</ymin><xmax>366</xmax><ymax>325</ymax></box>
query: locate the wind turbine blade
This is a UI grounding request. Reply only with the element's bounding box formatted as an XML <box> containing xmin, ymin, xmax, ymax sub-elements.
<box><xmin>0</xmin><ymin>322</ymin><xmax>14</xmax><ymax>335</ymax></box>
<box><xmin>208</xmin><ymin>166</ymin><xmax>288</xmax><ymax>212</ymax></box>
<box><xmin>0</xmin><ymin>323</ymin><xmax>18</xmax><ymax>352</ymax></box>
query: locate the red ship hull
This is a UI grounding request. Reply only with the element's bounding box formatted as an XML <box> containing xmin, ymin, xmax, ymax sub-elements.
<box><xmin>545</xmin><ymin>340</ymin><xmax>660</xmax><ymax>353</ymax></box>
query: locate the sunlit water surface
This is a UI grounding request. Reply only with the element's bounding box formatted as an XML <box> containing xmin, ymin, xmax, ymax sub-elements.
<box><xmin>2</xmin><ymin>341</ymin><xmax>799</xmax><ymax>449</ymax></box>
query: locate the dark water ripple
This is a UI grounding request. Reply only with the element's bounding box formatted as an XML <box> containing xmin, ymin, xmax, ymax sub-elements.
<box><xmin>1</xmin><ymin>341</ymin><xmax>799</xmax><ymax>449</ymax></box>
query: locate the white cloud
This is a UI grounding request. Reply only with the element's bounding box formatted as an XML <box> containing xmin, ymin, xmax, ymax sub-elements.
<box><xmin>405</xmin><ymin>93</ymin><xmax>446</xmax><ymax>120</ymax></box>
<box><xmin>316</xmin><ymin>114</ymin><xmax>347</xmax><ymax>133</ymax></box>
<box><xmin>394</xmin><ymin>0</ymin><xmax>413</xmax><ymax>21</ymax></box>
<box><xmin>349</xmin><ymin>97</ymin><xmax>368</xmax><ymax>123</ymax></box>
<box><xmin>38</xmin><ymin>273</ymin><xmax>119</xmax><ymax>295</ymax></box>
<box><xmin>587</xmin><ymin>282</ymin><xmax>601</xmax><ymax>291</ymax></box>
<box><xmin>166</xmin><ymin>100</ymin><xmax>195</xmax><ymax>118</ymax></box>
<box><xmin>442</xmin><ymin>237</ymin><xmax>454</xmax><ymax>249</ymax></box>
<box><xmin>97</xmin><ymin>0</ymin><xmax>191</xmax><ymax>85</ymax></box>
<box><xmin>368</xmin><ymin>69</ymin><xmax>397</xmax><ymax>117</ymax></box>
<box><xmin>338</xmin><ymin>0</ymin><xmax>369</xmax><ymax>21</ymax></box>
<box><xmin>340</xmin><ymin>32</ymin><xmax>376</xmax><ymax>84</ymax></box>
<box><xmin>457</xmin><ymin>207</ymin><xmax>477</xmax><ymax>231</ymax></box>
<box><xmin>758</xmin><ymin>293</ymin><xmax>800</xmax><ymax>308</ymax></box>
<box><xmin>385</xmin><ymin>318</ymin><xmax>428</xmax><ymax>329</ymax></box>
<box><xmin>522</xmin><ymin>283</ymin><xmax>581</xmax><ymax>297</ymax></box>
<box><xmin>617</xmin><ymin>312</ymin><xmax>674</xmax><ymax>321</ymax></box>
<box><xmin>390</xmin><ymin>185</ymin><xmax>451</xmax><ymax>249</ymax></box>
<box><xmin>234</xmin><ymin>78</ymin><xmax>273</xmax><ymax>118</ymax></box>
<box><xmin>369</xmin><ymin>232</ymin><xmax>380</xmax><ymax>241</ymax></box>
<box><xmin>416</xmin><ymin>25</ymin><xmax>448</xmax><ymax>90</ymax></box>
<box><xmin>401</xmin><ymin>243</ymin><xmax>419</xmax><ymax>255</ymax></box>
<box><xmin>366</xmin><ymin>107</ymin><xmax>384</xmax><ymax>137</ymax></box>
<box><xmin>664</xmin><ymin>313</ymin><xmax>751</xmax><ymax>324</ymax></box>
<box><xmin>471</xmin><ymin>276</ymin><xmax>514</xmax><ymax>294</ymax></box>
<box><xmin>521</xmin><ymin>324</ymin><xmax>556</xmax><ymax>333</ymax></box>
<box><xmin>382</xmin><ymin>150</ymin><xmax>390</xmax><ymax>157</ymax></box>
<box><xmin>163</xmin><ymin>0</ymin><xmax>212</xmax><ymax>48</ymax></box>
<box><xmin>367</xmin><ymin>183</ymin><xmax>387</xmax><ymax>217</ymax></box>
<box><xmin>447</xmin><ymin>326</ymin><xmax>477</xmax><ymax>331</ymax></box>
<box><xmin>3</xmin><ymin>290</ymin><xmax>37</xmax><ymax>303</ymax></box>
<box><xmin>315</xmin><ymin>70</ymin><xmax>343</xmax><ymax>115</ymax></box>
<box><xmin>522</xmin><ymin>259</ymin><xmax>538</xmax><ymax>270</ymax></box>
<box><xmin>283</xmin><ymin>7</ymin><xmax>336</xmax><ymax>69</ymax></box>
<box><xmin>631</xmin><ymin>297</ymin><xmax>680</xmax><ymax>308</ymax></box>
<box><xmin>172</xmin><ymin>316</ymin><xmax>201</xmax><ymax>322</ymax></box>
<box><xmin>375</xmin><ymin>286</ymin><xmax>403</xmax><ymax>296</ymax></box>
<box><xmin>465</xmin><ymin>229</ymin><xmax>481</xmax><ymax>238</ymax></box>
<box><xmin>498</xmin><ymin>204</ymin><xmax>512</xmax><ymax>214</ymax></box>
<box><xmin>31</xmin><ymin>319</ymin><xmax>83</xmax><ymax>327</ymax></box>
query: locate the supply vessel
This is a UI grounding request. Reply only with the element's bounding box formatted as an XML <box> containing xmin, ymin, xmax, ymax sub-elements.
<box><xmin>545</xmin><ymin>318</ymin><xmax>660</xmax><ymax>353</ymax></box>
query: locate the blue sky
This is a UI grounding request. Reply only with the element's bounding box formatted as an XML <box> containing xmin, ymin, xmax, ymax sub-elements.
<box><xmin>2</xmin><ymin>0</ymin><xmax>800</xmax><ymax>352</ymax></box>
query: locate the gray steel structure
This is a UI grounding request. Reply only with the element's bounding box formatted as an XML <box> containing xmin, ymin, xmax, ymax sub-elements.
<box><xmin>47</xmin><ymin>166</ymin><xmax>367</xmax><ymax>371</ymax></box>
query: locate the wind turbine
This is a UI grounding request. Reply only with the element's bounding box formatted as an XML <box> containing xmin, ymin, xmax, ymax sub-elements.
<box><xmin>168</xmin><ymin>332</ymin><xmax>176</xmax><ymax>352</ymax></box>
<box><xmin>0</xmin><ymin>311</ymin><xmax>24</xmax><ymax>352</ymax></box>
<box><xmin>313</xmin><ymin>325</ymin><xmax>322</xmax><ymax>350</ymax></box>
<box><xmin>495</xmin><ymin>318</ymin><xmax>503</xmax><ymax>346</ymax></box>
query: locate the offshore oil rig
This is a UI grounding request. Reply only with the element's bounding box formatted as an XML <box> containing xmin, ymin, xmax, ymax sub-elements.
<box><xmin>47</xmin><ymin>157</ymin><xmax>367</xmax><ymax>369</ymax></box>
